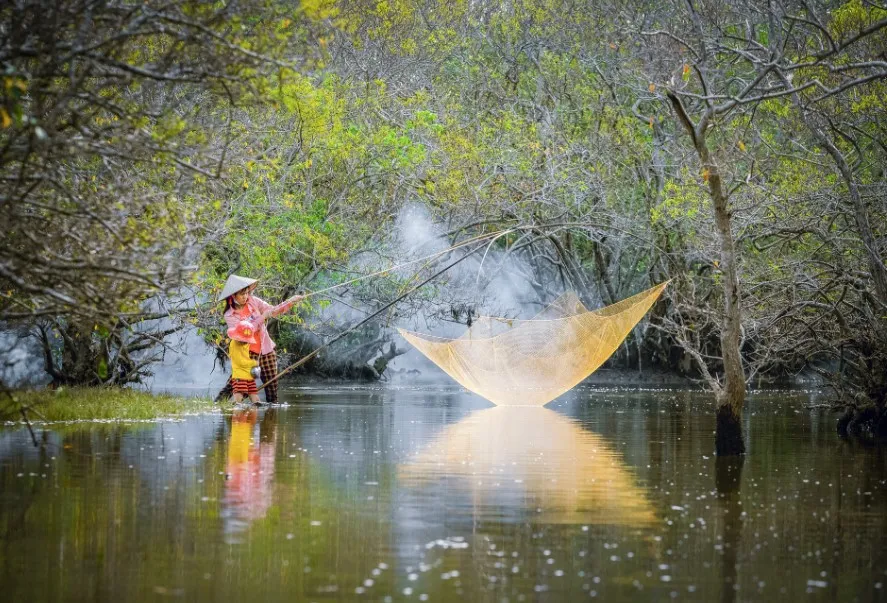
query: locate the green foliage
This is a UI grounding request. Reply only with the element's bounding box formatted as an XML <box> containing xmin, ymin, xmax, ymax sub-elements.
<box><xmin>4</xmin><ymin>0</ymin><xmax>884</xmax><ymax>399</ymax></box>
<box><xmin>1</xmin><ymin>0</ymin><xmax>316</xmax><ymax>324</ymax></box>
<box><xmin>652</xmin><ymin>177</ymin><xmax>705</xmax><ymax>225</ymax></box>
<box><xmin>830</xmin><ymin>0</ymin><xmax>887</xmax><ymax>35</ymax></box>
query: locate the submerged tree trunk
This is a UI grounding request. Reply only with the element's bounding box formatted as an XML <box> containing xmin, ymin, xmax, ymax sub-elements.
<box><xmin>716</xmin><ymin>403</ymin><xmax>745</xmax><ymax>455</ymax></box>
<box><xmin>667</xmin><ymin>93</ymin><xmax>747</xmax><ymax>455</ymax></box>
<box><xmin>704</xmin><ymin>146</ymin><xmax>746</xmax><ymax>455</ymax></box>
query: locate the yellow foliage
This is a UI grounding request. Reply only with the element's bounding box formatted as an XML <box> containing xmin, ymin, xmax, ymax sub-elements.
<box><xmin>831</xmin><ymin>0</ymin><xmax>887</xmax><ymax>36</ymax></box>
<box><xmin>4</xmin><ymin>77</ymin><xmax>27</xmax><ymax>93</ymax></box>
<box><xmin>301</xmin><ymin>0</ymin><xmax>339</xmax><ymax>20</ymax></box>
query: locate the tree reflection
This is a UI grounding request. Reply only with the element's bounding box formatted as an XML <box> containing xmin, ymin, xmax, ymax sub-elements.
<box><xmin>715</xmin><ymin>455</ymin><xmax>744</xmax><ymax>603</ymax></box>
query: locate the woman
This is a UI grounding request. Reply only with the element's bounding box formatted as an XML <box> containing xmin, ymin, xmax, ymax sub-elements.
<box><xmin>215</xmin><ymin>274</ymin><xmax>304</xmax><ymax>404</ymax></box>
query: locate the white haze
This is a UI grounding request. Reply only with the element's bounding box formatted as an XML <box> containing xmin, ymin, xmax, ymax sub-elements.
<box><xmin>136</xmin><ymin>323</ymin><xmax>229</xmax><ymax>395</ymax></box>
<box><xmin>385</xmin><ymin>203</ymin><xmax>555</xmax><ymax>378</ymax></box>
<box><xmin>0</xmin><ymin>328</ymin><xmax>50</xmax><ymax>388</ymax></box>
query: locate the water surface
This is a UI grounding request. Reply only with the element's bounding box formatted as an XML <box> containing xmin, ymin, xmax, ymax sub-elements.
<box><xmin>1</xmin><ymin>385</ymin><xmax>885</xmax><ymax>601</ymax></box>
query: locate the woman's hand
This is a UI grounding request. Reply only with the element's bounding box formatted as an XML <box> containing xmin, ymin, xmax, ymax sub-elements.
<box><xmin>267</xmin><ymin>293</ymin><xmax>305</xmax><ymax>318</ymax></box>
<box><xmin>282</xmin><ymin>293</ymin><xmax>305</xmax><ymax>313</ymax></box>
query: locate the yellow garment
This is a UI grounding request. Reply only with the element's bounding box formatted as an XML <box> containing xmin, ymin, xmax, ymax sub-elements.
<box><xmin>229</xmin><ymin>340</ymin><xmax>257</xmax><ymax>380</ymax></box>
<box><xmin>227</xmin><ymin>412</ymin><xmax>253</xmax><ymax>463</ymax></box>
<box><xmin>398</xmin><ymin>282</ymin><xmax>668</xmax><ymax>407</ymax></box>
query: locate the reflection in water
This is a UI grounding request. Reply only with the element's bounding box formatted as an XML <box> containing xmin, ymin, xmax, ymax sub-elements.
<box><xmin>399</xmin><ymin>406</ymin><xmax>656</xmax><ymax>526</ymax></box>
<box><xmin>715</xmin><ymin>456</ymin><xmax>745</xmax><ymax>603</ymax></box>
<box><xmin>222</xmin><ymin>408</ymin><xmax>277</xmax><ymax>541</ymax></box>
<box><xmin>1</xmin><ymin>390</ymin><xmax>886</xmax><ymax>601</ymax></box>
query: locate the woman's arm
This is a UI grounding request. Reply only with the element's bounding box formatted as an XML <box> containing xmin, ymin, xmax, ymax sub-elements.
<box><xmin>257</xmin><ymin>294</ymin><xmax>305</xmax><ymax>320</ymax></box>
<box><xmin>247</xmin><ymin>297</ymin><xmax>275</xmax><ymax>322</ymax></box>
<box><xmin>272</xmin><ymin>293</ymin><xmax>305</xmax><ymax>317</ymax></box>
<box><xmin>240</xmin><ymin>295</ymin><xmax>305</xmax><ymax>325</ymax></box>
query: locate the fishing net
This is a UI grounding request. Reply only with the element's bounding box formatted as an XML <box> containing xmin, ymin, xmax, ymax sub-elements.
<box><xmin>398</xmin><ymin>282</ymin><xmax>668</xmax><ymax>406</ymax></box>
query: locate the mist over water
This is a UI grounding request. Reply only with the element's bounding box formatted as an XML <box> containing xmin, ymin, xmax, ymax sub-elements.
<box><xmin>0</xmin><ymin>328</ymin><xmax>49</xmax><ymax>388</ymax></box>
<box><xmin>129</xmin><ymin>291</ymin><xmax>229</xmax><ymax>394</ymax></box>
<box><xmin>394</xmin><ymin>203</ymin><xmax>553</xmax><ymax>322</ymax></box>
<box><xmin>386</xmin><ymin>204</ymin><xmax>574</xmax><ymax>379</ymax></box>
<box><xmin>138</xmin><ymin>324</ymin><xmax>229</xmax><ymax>395</ymax></box>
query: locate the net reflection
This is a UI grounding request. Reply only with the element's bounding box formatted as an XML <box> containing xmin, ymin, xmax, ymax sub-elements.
<box><xmin>222</xmin><ymin>408</ymin><xmax>278</xmax><ymax>542</ymax></box>
<box><xmin>398</xmin><ymin>406</ymin><xmax>656</xmax><ymax>526</ymax></box>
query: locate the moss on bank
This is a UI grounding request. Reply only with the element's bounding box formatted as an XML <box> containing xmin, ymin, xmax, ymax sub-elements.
<box><xmin>2</xmin><ymin>387</ymin><xmax>214</xmax><ymax>422</ymax></box>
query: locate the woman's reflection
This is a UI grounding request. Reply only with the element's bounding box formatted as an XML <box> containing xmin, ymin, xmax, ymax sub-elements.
<box><xmin>222</xmin><ymin>408</ymin><xmax>278</xmax><ymax>542</ymax></box>
<box><xmin>399</xmin><ymin>406</ymin><xmax>656</xmax><ymax>526</ymax></box>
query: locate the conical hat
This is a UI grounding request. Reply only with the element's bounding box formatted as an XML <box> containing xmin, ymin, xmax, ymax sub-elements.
<box><xmin>218</xmin><ymin>274</ymin><xmax>257</xmax><ymax>301</ymax></box>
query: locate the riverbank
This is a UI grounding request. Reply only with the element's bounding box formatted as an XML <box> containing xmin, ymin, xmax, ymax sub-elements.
<box><xmin>1</xmin><ymin>387</ymin><xmax>214</xmax><ymax>423</ymax></box>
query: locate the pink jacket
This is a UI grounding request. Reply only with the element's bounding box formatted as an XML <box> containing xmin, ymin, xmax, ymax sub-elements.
<box><xmin>224</xmin><ymin>296</ymin><xmax>295</xmax><ymax>355</ymax></box>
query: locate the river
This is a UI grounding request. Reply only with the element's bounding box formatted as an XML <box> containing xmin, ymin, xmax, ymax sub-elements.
<box><xmin>1</xmin><ymin>385</ymin><xmax>885</xmax><ymax>601</ymax></box>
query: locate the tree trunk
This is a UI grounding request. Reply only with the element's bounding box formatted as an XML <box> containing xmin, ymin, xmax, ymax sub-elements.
<box><xmin>548</xmin><ymin>233</ymin><xmax>595</xmax><ymax>306</ymax></box>
<box><xmin>816</xmin><ymin>135</ymin><xmax>887</xmax><ymax>307</ymax></box>
<box><xmin>667</xmin><ymin>93</ymin><xmax>746</xmax><ymax>455</ymax></box>
<box><xmin>58</xmin><ymin>323</ymin><xmax>102</xmax><ymax>386</ymax></box>
<box><xmin>699</xmin><ymin>143</ymin><xmax>747</xmax><ymax>455</ymax></box>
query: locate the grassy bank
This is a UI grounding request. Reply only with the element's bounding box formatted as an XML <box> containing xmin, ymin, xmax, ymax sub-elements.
<box><xmin>2</xmin><ymin>387</ymin><xmax>214</xmax><ymax>422</ymax></box>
